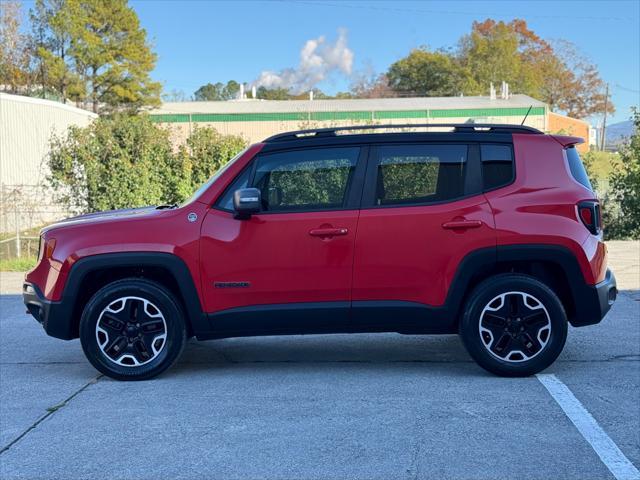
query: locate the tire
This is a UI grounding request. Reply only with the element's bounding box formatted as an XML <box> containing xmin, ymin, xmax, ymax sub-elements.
<box><xmin>459</xmin><ymin>274</ymin><xmax>567</xmax><ymax>377</ymax></box>
<box><xmin>79</xmin><ymin>278</ymin><xmax>187</xmax><ymax>381</ymax></box>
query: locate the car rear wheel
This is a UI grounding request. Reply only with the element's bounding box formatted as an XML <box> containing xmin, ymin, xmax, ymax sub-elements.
<box><xmin>459</xmin><ymin>274</ymin><xmax>568</xmax><ymax>377</ymax></box>
<box><xmin>79</xmin><ymin>278</ymin><xmax>186</xmax><ymax>381</ymax></box>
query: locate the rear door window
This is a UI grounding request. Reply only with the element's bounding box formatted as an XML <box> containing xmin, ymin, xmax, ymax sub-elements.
<box><xmin>369</xmin><ymin>144</ymin><xmax>468</xmax><ymax>206</ymax></box>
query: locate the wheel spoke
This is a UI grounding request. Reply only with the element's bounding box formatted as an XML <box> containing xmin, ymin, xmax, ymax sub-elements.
<box><xmin>132</xmin><ymin>339</ymin><xmax>152</xmax><ymax>362</ymax></box>
<box><xmin>518</xmin><ymin>332</ymin><xmax>542</xmax><ymax>356</ymax></box>
<box><xmin>100</xmin><ymin>314</ymin><xmax>125</xmax><ymax>334</ymax></box>
<box><xmin>140</xmin><ymin>319</ymin><xmax>164</xmax><ymax>334</ymax></box>
<box><xmin>508</xmin><ymin>294</ymin><xmax>522</xmax><ymax>316</ymax></box>
<box><xmin>493</xmin><ymin>333</ymin><xmax>513</xmax><ymax>356</ymax></box>
<box><xmin>105</xmin><ymin>335</ymin><xmax>128</xmax><ymax>360</ymax></box>
<box><xmin>128</xmin><ymin>298</ymin><xmax>141</xmax><ymax>322</ymax></box>
<box><xmin>483</xmin><ymin>313</ymin><xmax>506</xmax><ymax>328</ymax></box>
<box><xmin>523</xmin><ymin>311</ymin><xmax>548</xmax><ymax>329</ymax></box>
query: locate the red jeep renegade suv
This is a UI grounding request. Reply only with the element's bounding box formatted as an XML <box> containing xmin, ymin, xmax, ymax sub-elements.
<box><xmin>23</xmin><ymin>124</ymin><xmax>617</xmax><ymax>380</ymax></box>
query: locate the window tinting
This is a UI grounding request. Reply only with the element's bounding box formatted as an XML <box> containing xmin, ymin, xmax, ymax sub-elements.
<box><xmin>374</xmin><ymin>145</ymin><xmax>467</xmax><ymax>205</ymax></box>
<box><xmin>253</xmin><ymin>147</ymin><xmax>359</xmax><ymax>212</ymax></box>
<box><xmin>566</xmin><ymin>147</ymin><xmax>593</xmax><ymax>190</ymax></box>
<box><xmin>481</xmin><ymin>144</ymin><xmax>514</xmax><ymax>190</ymax></box>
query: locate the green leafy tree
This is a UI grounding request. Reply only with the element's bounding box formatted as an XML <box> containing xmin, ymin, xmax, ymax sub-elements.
<box><xmin>194</xmin><ymin>80</ymin><xmax>240</xmax><ymax>101</ymax></box>
<box><xmin>175</xmin><ymin>127</ymin><xmax>247</xmax><ymax>197</ymax></box>
<box><xmin>48</xmin><ymin>114</ymin><xmax>175</xmax><ymax>212</ymax></box>
<box><xmin>387</xmin><ymin>48</ymin><xmax>469</xmax><ymax>96</ymax></box>
<box><xmin>458</xmin><ymin>19</ymin><xmax>540</xmax><ymax>96</ymax></box>
<box><xmin>256</xmin><ymin>86</ymin><xmax>291</xmax><ymax>100</ymax></box>
<box><xmin>381</xmin><ymin>19</ymin><xmax>612</xmax><ymax>119</ymax></box>
<box><xmin>69</xmin><ymin>0</ymin><xmax>161</xmax><ymax>112</ymax></box>
<box><xmin>0</xmin><ymin>1</ymin><xmax>32</xmax><ymax>93</ymax></box>
<box><xmin>28</xmin><ymin>0</ymin><xmax>160</xmax><ymax>111</ymax></box>
<box><xmin>30</xmin><ymin>0</ymin><xmax>84</xmax><ymax>102</ymax></box>
<box><xmin>605</xmin><ymin>110</ymin><xmax>640</xmax><ymax>239</ymax></box>
<box><xmin>48</xmin><ymin>114</ymin><xmax>247</xmax><ymax>213</ymax></box>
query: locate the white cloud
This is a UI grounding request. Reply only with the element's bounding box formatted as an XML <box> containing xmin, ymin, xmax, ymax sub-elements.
<box><xmin>253</xmin><ymin>28</ymin><xmax>354</xmax><ymax>94</ymax></box>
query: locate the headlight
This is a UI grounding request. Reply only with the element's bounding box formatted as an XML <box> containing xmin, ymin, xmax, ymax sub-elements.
<box><xmin>38</xmin><ymin>237</ymin><xmax>56</xmax><ymax>261</ymax></box>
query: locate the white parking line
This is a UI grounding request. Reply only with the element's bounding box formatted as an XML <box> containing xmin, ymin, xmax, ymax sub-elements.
<box><xmin>537</xmin><ymin>373</ymin><xmax>640</xmax><ymax>480</ymax></box>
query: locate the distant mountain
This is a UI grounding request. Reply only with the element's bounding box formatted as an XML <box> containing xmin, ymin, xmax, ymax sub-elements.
<box><xmin>606</xmin><ymin>120</ymin><xmax>635</xmax><ymax>146</ymax></box>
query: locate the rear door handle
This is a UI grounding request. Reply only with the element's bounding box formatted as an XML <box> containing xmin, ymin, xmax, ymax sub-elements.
<box><xmin>442</xmin><ymin>220</ymin><xmax>483</xmax><ymax>230</ymax></box>
<box><xmin>309</xmin><ymin>227</ymin><xmax>348</xmax><ymax>237</ymax></box>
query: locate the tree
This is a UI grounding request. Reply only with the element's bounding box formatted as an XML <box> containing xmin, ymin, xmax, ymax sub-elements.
<box><xmin>162</xmin><ymin>88</ymin><xmax>189</xmax><ymax>102</ymax></box>
<box><xmin>194</xmin><ymin>80</ymin><xmax>240</xmax><ymax>101</ymax></box>
<box><xmin>387</xmin><ymin>48</ymin><xmax>469</xmax><ymax>97</ymax></box>
<box><xmin>458</xmin><ymin>19</ymin><xmax>613</xmax><ymax>118</ymax></box>
<box><xmin>605</xmin><ymin>110</ymin><xmax>640</xmax><ymax>239</ymax></box>
<box><xmin>0</xmin><ymin>1</ymin><xmax>32</xmax><ymax>93</ymax></box>
<box><xmin>549</xmin><ymin>41</ymin><xmax>614</xmax><ymax>119</ymax></box>
<box><xmin>350</xmin><ymin>73</ymin><xmax>396</xmax><ymax>98</ymax></box>
<box><xmin>48</xmin><ymin>114</ymin><xmax>247</xmax><ymax>212</ymax></box>
<box><xmin>458</xmin><ymin>19</ymin><xmax>541</xmax><ymax>96</ymax></box>
<box><xmin>68</xmin><ymin>0</ymin><xmax>161</xmax><ymax>112</ymax></box>
<box><xmin>174</xmin><ymin>127</ymin><xmax>247</xmax><ymax>199</ymax></box>
<box><xmin>256</xmin><ymin>86</ymin><xmax>290</xmax><ymax>100</ymax></box>
<box><xmin>381</xmin><ymin>19</ymin><xmax>612</xmax><ymax>119</ymax></box>
<box><xmin>30</xmin><ymin>0</ymin><xmax>84</xmax><ymax>102</ymax></box>
<box><xmin>28</xmin><ymin>0</ymin><xmax>161</xmax><ymax>111</ymax></box>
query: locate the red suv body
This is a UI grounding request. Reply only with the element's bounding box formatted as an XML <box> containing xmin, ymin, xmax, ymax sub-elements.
<box><xmin>23</xmin><ymin>124</ymin><xmax>617</xmax><ymax>380</ymax></box>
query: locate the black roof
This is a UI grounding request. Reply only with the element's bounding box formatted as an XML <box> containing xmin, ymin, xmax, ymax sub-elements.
<box><xmin>264</xmin><ymin>123</ymin><xmax>542</xmax><ymax>143</ymax></box>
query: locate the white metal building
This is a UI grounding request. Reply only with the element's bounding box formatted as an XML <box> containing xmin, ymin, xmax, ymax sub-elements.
<box><xmin>0</xmin><ymin>93</ymin><xmax>97</xmax><ymax>233</ymax></box>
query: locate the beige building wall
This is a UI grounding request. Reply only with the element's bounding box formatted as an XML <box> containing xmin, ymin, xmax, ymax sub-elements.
<box><xmin>159</xmin><ymin>114</ymin><xmax>547</xmax><ymax>145</ymax></box>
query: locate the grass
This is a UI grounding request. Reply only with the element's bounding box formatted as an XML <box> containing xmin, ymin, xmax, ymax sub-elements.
<box><xmin>0</xmin><ymin>257</ymin><xmax>37</xmax><ymax>272</ymax></box>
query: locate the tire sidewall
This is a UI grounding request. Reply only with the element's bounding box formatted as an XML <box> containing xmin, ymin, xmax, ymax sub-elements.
<box><xmin>460</xmin><ymin>275</ymin><xmax>568</xmax><ymax>377</ymax></box>
<box><xmin>79</xmin><ymin>279</ymin><xmax>186</xmax><ymax>381</ymax></box>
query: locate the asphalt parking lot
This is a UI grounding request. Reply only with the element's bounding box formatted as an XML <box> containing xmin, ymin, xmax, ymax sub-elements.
<box><xmin>1</xmin><ymin>241</ymin><xmax>638</xmax><ymax>480</ymax></box>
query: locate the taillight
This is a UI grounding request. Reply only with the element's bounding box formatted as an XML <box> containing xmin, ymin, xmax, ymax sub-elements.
<box><xmin>577</xmin><ymin>201</ymin><xmax>601</xmax><ymax>235</ymax></box>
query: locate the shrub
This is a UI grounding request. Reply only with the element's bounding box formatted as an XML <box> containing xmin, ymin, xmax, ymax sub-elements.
<box><xmin>48</xmin><ymin>115</ymin><xmax>247</xmax><ymax>213</ymax></box>
<box><xmin>176</xmin><ymin>127</ymin><xmax>247</xmax><ymax>199</ymax></box>
<box><xmin>606</xmin><ymin>110</ymin><xmax>640</xmax><ymax>239</ymax></box>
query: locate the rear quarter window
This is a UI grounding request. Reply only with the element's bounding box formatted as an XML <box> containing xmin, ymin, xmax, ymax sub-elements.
<box><xmin>565</xmin><ymin>147</ymin><xmax>593</xmax><ymax>190</ymax></box>
<box><xmin>481</xmin><ymin>144</ymin><xmax>514</xmax><ymax>191</ymax></box>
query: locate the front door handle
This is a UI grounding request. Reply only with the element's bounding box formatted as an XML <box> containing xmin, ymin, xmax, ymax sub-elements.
<box><xmin>309</xmin><ymin>227</ymin><xmax>349</xmax><ymax>237</ymax></box>
<box><xmin>442</xmin><ymin>220</ymin><xmax>483</xmax><ymax>230</ymax></box>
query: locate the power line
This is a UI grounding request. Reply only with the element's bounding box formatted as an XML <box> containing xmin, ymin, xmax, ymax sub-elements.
<box><xmin>614</xmin><ymin>83</ymin><xmax>640</xmax><ymax>94</ymax></box>
<box><xmin>274</xmin><ymin>0</ymin><xmax>635</xmax><ymax>23</ymax></box>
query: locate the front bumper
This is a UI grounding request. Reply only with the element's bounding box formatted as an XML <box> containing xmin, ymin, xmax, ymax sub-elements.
<box><xmin>571</xmin><ymin>268</ymin><xmax>617</xmax><ymax>327</ymax></box>
<box><xmin>23</xmin><ymin>282</ymin><xmax>75</xmax><ymax>340</ymax></box>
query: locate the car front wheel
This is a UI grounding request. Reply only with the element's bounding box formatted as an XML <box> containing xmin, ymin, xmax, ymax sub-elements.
<box><xmin>79</xmin><ymin>278</ymin><xmax>186</xmax><ymax>381</ymax></box>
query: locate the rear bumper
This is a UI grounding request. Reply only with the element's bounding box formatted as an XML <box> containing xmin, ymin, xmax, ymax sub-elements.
<box><xmin>571</xmin><ymin>268</ymin><xmax>617</xmax><ymax>327</ymax></box>
<box><xmin>23</xmin><ymin>282</ymin><xmax>75</xmax><ymax>340</ymax></box>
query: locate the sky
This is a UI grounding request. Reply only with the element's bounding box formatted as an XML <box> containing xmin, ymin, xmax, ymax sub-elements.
<box><xmin>20</xmin><ymin>0</ymin><xmax>640</xmax><ymax>123</ymax></box>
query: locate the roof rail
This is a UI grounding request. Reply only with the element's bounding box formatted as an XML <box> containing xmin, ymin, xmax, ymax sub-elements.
<box><xmin>264</xmin><ymin>123</ymin><xmax>542</xmax><ymax>142</ymax></box>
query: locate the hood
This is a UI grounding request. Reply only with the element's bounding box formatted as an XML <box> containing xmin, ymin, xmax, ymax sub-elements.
<box><xmin>41</xmin><ymin>206</ymin><xmax>165</xmax><ymax>234</ymax></box>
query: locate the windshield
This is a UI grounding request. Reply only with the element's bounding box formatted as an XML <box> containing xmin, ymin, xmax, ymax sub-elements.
<box><xmin>181</xmin><ymin>147</ymin><xmax>250</xmax><ymax>205</ymax></box>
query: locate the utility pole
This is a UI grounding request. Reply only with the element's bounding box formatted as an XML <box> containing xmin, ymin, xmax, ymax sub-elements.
<box><xmin>600</xmin><ymin>83</ymin><xmax>609</xmax><ymax>151</ymax></box>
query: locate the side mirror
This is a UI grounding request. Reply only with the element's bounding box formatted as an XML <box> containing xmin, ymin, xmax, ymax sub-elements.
<box><xmin>233</xmin><ymin>188</ymin><xmax>261</xmax><ymax>219</ymax></box>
